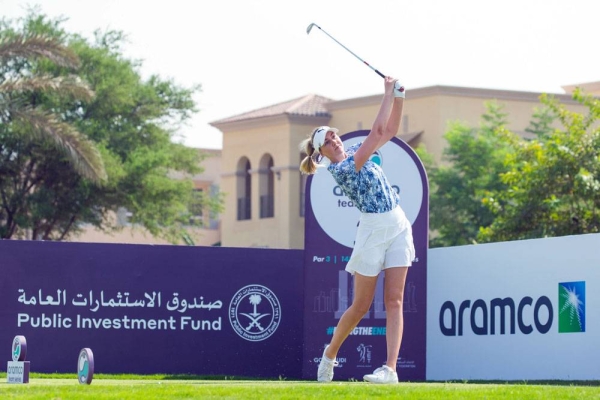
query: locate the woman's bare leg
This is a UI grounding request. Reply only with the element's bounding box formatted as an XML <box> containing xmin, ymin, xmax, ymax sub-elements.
<box><xmin>383</xmin><ymin>267</ymin><xmax>408</xmax><ymax>369</ymax></box>
<box><xmin>325</xmin><ymin>273</ymin><xmax>378</xmax><ymax>359</ymax></box>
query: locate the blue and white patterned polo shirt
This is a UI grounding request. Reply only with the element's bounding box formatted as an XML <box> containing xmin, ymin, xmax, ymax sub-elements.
<box><xmin>327</xmin><ymin>142</ymin><xmax>400</xmax><ymax>213</ymax></box>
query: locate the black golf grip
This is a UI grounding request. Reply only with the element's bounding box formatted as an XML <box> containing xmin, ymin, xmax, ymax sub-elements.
<box><xmin>361</xmin><ymin>60</ymin><xmax>386</xmax><ymax>78</ymax></box>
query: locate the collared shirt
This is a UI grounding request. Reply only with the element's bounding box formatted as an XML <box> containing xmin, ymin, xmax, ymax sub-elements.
<box><xmin>327</xmin><ymin>142</ymin><xmax>400</xmax><ymax>213</ymax></box>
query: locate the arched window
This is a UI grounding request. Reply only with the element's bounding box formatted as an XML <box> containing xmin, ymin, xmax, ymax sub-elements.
<box><xmin>236</xmin><ymin>157</ymin><xmax>251</xmax><ymax>220</ymax></box>
<box><xmin>259</xmin><ymin>154</ymin><xmax>274</xmax><ymax>218</ymax></box>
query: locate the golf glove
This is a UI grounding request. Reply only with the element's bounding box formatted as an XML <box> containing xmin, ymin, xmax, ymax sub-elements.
<box><xmin>394</xmin><ymin>81</ymin><xmax>405</xmax><ymax>98</ymax></box>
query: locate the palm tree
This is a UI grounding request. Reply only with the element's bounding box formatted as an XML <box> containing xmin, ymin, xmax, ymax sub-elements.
<box><xmin>249</xmin><ymin>294</ymin><xmax>262</xmax><ymax>316</ymax></box>
<box><xmin>0</xmin><ymin>34</ymin><xmax>106</xmax><ymax>183</ymax></box>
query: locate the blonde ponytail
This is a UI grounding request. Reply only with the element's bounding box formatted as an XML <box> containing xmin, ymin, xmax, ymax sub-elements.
<box><xmin>300</xmin><ymin>126</ymin><xmax>337</xmax><ymax>174</ymax></box>
<box><xmin>299</xmin><ymin>137</ymin><xmax>318</xmax><ymax>175</ymax></box>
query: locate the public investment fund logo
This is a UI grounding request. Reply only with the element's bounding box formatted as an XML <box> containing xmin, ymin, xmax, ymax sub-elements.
<box><xmin>229</xmin><ymin>284</ymin><xmax>281</xmax><ymax>342</ymax></box>
<box><xmin>558</xmin><ymin>281</ymin><xmax>585</xmax><ymax>333</ymax></box>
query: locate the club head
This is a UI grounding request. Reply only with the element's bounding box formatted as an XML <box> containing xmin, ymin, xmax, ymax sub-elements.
<box><xmin>306</xmin><ymin>23</ymin><xmax>319</xmax><ymax>34</ymax></box>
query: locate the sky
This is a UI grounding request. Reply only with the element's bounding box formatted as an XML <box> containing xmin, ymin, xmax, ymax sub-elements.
<box><xmin>2</xmin><ymin>0</ymin><xmax>599</xmax><ymax>149</ymax></box>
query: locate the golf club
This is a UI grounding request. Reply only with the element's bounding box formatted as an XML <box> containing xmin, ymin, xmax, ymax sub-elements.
<box><xmin>306</xmin><ymin>23</ymin><xmax>403</xmax><ymax>93</ymax></box>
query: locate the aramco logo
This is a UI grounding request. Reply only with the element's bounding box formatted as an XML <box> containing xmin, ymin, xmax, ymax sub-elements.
<box><xmin>438</xmin><ymin>281</ymin><xmax>587</xmax><ymax>336</ymax></box>
<box><xmin>558</xmin><ymin>281</ymin><xmax>585</xmax><ymax>333</ymax></box>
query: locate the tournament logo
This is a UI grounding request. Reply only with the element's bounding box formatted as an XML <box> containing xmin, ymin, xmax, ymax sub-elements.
<box><xmin>369</xmin><ymin>150</ymin><xmax>383</xmax><ymax>166</ymax></box>
<box><xmin>356</xmin><ymin>343</ymin><xmax>372</xmax><ymax>368</ymax></box>
<box><xmin>77</xmin><ymin>348</ymin><xmax>94</xmax><ymax>385</ymax></box>
<box><xmin>12</xmin><ymin>337</ymin><xmax>21</xmax><ymax>362</ymax></box>
<box><xmin>229</xmin><ymin>285</ymin><xmax>281</xmax><ymax>342</ymax></box>
<box><xmin>12</xmin><ymin>336</ymin><xmax>26</xmax><ymax>362</ymax></box>
<box><xmin>558</xmin><ymin>281</ymin><xmax>585</xmax><ymax>333</ymax></box>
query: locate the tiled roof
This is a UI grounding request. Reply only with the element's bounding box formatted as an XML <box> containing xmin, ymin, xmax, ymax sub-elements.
<box><xmin>211</xmin><ymin>94</ymin><xmax>333</xmax><ymax>124</ymax></box>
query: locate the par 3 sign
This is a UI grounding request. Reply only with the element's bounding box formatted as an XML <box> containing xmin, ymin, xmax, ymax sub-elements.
<box><xmin>310</xmin><ymin>134</ymin><xmax>425</xmax><ymax>248</ymax></box>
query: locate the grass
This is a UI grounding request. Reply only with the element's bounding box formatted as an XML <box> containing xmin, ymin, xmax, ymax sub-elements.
<box><xmin>0</xmin><ymin>373</ymin><xmax>599</xmax><ymax>399</ymax></box>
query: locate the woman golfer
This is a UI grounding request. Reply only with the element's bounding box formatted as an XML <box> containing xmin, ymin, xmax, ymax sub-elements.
<box><xmin>299</xmin><ymin>76</ymin><xmax>414</xmax><ymax>384</ymax></box>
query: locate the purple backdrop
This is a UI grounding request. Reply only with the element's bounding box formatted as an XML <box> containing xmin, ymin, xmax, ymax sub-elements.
<box><xmin>301</xmin><ymin>131</ymin><xmax>429</xmax><ymax>381</ymax></box>
<box><xmin>0</xmin><ymin>132</ymin><xmax>428</xmax><ymax>381</ymax></box>
<box><xmin>0</xmin><ymin>240</ymin><xmax>304</xmax><ymax>378</ymax></box>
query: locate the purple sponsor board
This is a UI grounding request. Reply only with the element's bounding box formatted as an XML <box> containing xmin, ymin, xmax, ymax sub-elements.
<box><xmin>0</xmin><ymin>240</ymin><xmax>304</xmax><ymax>378</ymax></box>
<box><xmin>302</xmin><ymin>131</ymin><xmax>429</xmax><ymax>381</ymax></box>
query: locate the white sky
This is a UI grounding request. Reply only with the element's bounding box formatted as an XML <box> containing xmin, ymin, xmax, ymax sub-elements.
<box><xmin>2</xmin><ymin>0</ymin><xmax>598</xmax><ymax>149</ymax></box>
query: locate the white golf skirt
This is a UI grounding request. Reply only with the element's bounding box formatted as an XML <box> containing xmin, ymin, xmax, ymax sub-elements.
<box><xmin>345</xmin><ymin>205</ymin><xmax>415</xmax><ymax>277</ymax></box>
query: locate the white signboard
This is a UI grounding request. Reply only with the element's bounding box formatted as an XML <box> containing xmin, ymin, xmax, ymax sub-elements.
<box><xmin>310</xmin><ymin>135</ymin><xmax>424</xmax><ymax>248</ymax></box>
<box><xmin>6</xmin><ymin>361</ymin><xmax>29</xmax><ymax>383</ymax></box>
<box><xmin>427</xmin><ymin>233</ymin><xmax>600</xmax><ymax>380</ymax></box>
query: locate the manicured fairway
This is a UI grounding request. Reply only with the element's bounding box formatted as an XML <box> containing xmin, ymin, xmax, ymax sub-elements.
<box><xmin>1</xmin><ymin>375</ymin><xmax>599</xmax><ymax>400</ymax></box>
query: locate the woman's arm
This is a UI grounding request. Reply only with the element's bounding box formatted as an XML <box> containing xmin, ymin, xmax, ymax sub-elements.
<box><xmin>353</xmin><ymin>77</ymin><xmax>403</xmax><ymax>171</ymax></box>
<box><xmin>378</xmin><ymin>96</ymin><xmax>404</xmax><ymax>149</ymax></box>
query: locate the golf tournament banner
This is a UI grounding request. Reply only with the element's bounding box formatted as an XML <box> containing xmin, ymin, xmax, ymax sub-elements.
<box><xmin>302</xmin><ymin>131</ymin><xmax>429</xmax><ymax>380</ymax></box>
<box><xmin>427</xmin><ymin>233</ymin><xmax>600</xmax><ymax>380</ymax></box>
<box><xmin>0</xmin><ymin>240</ymin><xmax>304</xmax><ymax>378</ymax></box>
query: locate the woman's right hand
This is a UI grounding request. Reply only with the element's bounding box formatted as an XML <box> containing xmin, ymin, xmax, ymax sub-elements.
<box><xmin>384</xmin><ymin>76</ymin><xmax>398</xmax><ymax>97</ymax></box>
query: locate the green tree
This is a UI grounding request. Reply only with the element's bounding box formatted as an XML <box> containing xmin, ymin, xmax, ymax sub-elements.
<box><xmin>0</xmin><ymin>10</ymin><xmax>222</xmax><ymax>242</ymax></box>
<box><xmin>479</xmin><ymin>90</ymin><xmax>600</xmax><ymax>242</ymax></box>
<box><xmin>428</xmin><ymin>101</ymin><xmax>513</xmax><ymax>247</ymax></box>
<box><xmin>525</xmin><ymin>105</ymin><xmax>556</xmax><ymax>139</ymax></box>
<box><xmin>0</xmin><ymin>34</ymin><xmax>106</xmax><ymax>182</ymax></box>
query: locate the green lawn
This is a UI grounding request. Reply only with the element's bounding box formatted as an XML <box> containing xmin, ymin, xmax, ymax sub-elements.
<box><xmin>0</xmin><ymin>374</ymin><xmax>599</xmax><ymax>400</ymax></box>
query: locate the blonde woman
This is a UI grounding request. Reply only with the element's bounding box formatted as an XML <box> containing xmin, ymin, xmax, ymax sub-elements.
<box><xmin>300</xmin><ymin>77</ymin><xmax>414</xmax><ymax>384</ymax></box>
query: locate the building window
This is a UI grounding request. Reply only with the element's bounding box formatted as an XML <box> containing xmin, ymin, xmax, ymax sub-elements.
<box><xmin>259</xmin><ymin>154</ymin><xmax>274</xmax><ymax>218</ymax></box>
<box><xmin>116</xmin><ymin>207</ymin><xmax>133</xmax><ymax>226</ymax></box>
<box><xmin>237</xmin><ymin>157</ymin><xmax>251</xmax><ymax>220</ymax></box>
<box><xmin>189</xmin><ymin>188</ymin><xmax>204</xmax><ymax>225</ymax></box>
<box><xmin>208</xmin><ymin>184</ymin><xmax>220</xmax><ymax>229</ymax></box>
<box><xmin>188</xmin><ymin>187</ymin><xmax>219</xmax><ymax>229</ymax></box>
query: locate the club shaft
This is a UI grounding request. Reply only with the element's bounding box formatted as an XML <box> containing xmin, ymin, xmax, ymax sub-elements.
<box><xmin>316</xmin><ymin>26</ymin><xmax>386</xmax><ymax>79</ymax></box>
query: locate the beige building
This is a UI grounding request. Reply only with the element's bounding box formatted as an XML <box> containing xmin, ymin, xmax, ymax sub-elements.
<box><xmin>73</xmin><ymin>80</ymin><xmax>598</xmax><ymax>249</ymax></box>
<box><xmin>74</xmin><ymin>148</ymin><xmax>222</xmax><ymax>247</ymax></box>
<box><xmin>211</xmin><ymin>81</ymin><xmax>597</xmax><ymax>250</ymax></box>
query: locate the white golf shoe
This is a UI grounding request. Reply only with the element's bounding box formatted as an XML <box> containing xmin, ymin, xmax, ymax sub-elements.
<box><xmin>317</xmin><ymin>346</ymin><xmax>338</xmax><ymax>382</ymax></box>
<box><xmin>363</xmin><ymin>365</ymin><xmax>398</xmax><ymax>384</ymax></box>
